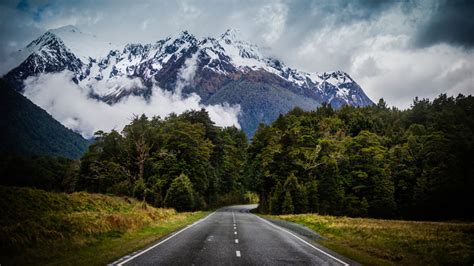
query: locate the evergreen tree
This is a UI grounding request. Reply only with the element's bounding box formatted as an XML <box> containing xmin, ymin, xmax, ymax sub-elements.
<box><xmin>164</xmin><ymin>174</ymin><xmax>195</xmax><ymax>212</ymax></box>
<box><xmin>269</xmin><ymin>182</ymin><xmax>284</xmax><ymax>214</ymax></box>
<box><xmin>318</xmin><ymin>157</ymin><xmax>344</xmax><ymax>215</ymax></box>
<box><xmin>306</xmin><ymin>179</ymin><xmax>319</xmax><ymax>213</ymax></box>
<box><xmin>281</xmin><ymin>191</ymin><xmax>294</xmax><ymax>214</ymax></box>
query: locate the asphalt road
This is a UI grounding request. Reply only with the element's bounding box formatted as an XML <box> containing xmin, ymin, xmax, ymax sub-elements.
<box><xmin>113</xmin><ymin>205</ymin><xmax>353</xmax><ymax>266</ymax></box>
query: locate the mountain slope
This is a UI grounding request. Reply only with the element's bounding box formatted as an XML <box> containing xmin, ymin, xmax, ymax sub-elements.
<box><xmin>3</xmin><ymin>26</ymin><xmax>373</xmax><ymax>137</ymax></box>
<box><xmin>205</xmin><ymin>79</ymin><xmax>321</xmax><ymax>134</ymax></box>
<box><xmin>0</xmin><ymin>80</ymin><xmax>89</xmax><ymax>158</ymax></box>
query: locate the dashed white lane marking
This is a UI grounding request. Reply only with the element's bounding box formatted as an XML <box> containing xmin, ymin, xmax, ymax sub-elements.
<box><xmin>233</xmin><ymin>226</ymin><xmax>237</xmax><ymax>230</ymax></box>
<box><xmin>235</xmin><ymin>239</ymin><xmax>239</xmax><ymax>244</ymax></box>
<box><xmin>232</xmin><ymin>210</ymin><xmax>236</xmax><ymax>223</ymax></box>
<box><xmin>234</xmin><ymin>231</ymin><xmax>238</xmax><ymax>235</ymax></box>
<box><xmin>236</xmin><ymin>250</ymin><xmax>241</xmax><ymax>257</ymax></box>
<box><xmin>253</xmin><ymin>214</ymin><xmax>349</xmax><ymax>266</ymax></box>
<box><xmin>114</xmin><ymin>211</ymin><xmax>216</xmax><ymax>265</ymax></box>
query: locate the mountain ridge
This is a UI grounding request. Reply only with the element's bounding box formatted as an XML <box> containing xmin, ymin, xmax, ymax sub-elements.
<box><xmin>3</xmin><ymin>26</ymin><xmax>373</xmax><ymax>136</ymax></box>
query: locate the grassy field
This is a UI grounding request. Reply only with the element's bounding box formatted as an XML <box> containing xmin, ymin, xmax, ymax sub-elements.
<box><xmin>0</xmin><ymin>186</ymin><xmax>209</xmax><ymax>265</ymax></box>
<box><xmin>267</xmin><ymin>214</ymin><xmax>474</xmax><ymax>265</ymax></box>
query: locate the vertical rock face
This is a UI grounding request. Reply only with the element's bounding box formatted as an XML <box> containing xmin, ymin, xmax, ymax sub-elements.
<box><xmin>3</xmin><ymin>26</ymin><xmax>373</xmax><ymax>137</ymax></box>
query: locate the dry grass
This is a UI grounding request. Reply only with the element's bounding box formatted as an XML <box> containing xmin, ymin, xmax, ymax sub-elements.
<box><xmin>0</xmin><ymin>186</ymin><xmax>209</xmax><ymax>265</ymax></box>
<box><xmin>268</xmin><ymin>214</ymin><xmax>474</xmax><ymax>265</ymax></box>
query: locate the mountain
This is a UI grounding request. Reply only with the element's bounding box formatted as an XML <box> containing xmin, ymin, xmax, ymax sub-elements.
<box><xmin>3</xmin><ymin>26</ymin><xmax>373</xmax><ymax>136</ymax></box>
<box><xmin>0</xmin><ymin>80</ymin><xmax>90</xmax><ymax>159</ymax></box>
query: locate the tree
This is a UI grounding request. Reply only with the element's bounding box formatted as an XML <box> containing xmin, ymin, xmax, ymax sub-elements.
<box><xmin>122</xmin><ymin>114</ymin><xmax>153</xmax><ymax>183</ymax></box>
<box><xmin>318</xmin><ymin>157</ymin><xmax>344</xmax><ymax>215</ymax></box>
<box><xmin>281</xmin><ymin>191</ymin><xmax>294</xmax><ymax>214</ymax></box>
<box><xmin>78</xmin><ymin>111</ymin><xmax>249</xmax><ymax>209</ymax></box>
<box><xmin>306</xmin><ymin>179</ymin><xmax>319</xmax><ymax>213</ymax></box>
<box><xmin>269</xmin><ymin>182</ymin><xmax>284</xmax><ymax>214</ymax></box>
<box><xmin>246</xmin><ymin>93</ymin><xmax>474</xmax><ymax>220</ymax></box>
<box><xmin>371</xmin><ymin>176</ymin><xmax>396</xmax><ymax>217</ymax></box>
<box><xmin>164</xmin><ymin>174</ymin><xmax>195</xmax><ymax>212</ymax></box>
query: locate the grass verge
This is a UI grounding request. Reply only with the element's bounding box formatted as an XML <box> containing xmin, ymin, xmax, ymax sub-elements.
<box><xmin>0</xmin><ymin>186</ymin><xmax>209</xmax><ymax>265</ymax></box>
<box><xmin>266</xmin><ymin>214</ymin><xmax>474</xmax><ymax>265</ymax></box>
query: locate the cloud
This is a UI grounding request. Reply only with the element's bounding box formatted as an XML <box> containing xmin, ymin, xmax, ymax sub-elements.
<box><xmin>353</xmin><ymin>56</ymin><xmax>380</xmax><ymax>78</ymax></box>
<box><xmin>255</xmin><ymin>2</ymin><xmax>288</xmax><ymax>44</ymax></box>
<box><xmin>175</xmin><ymin>51</ymin><xmax>199</xmax><ymax>95</ymax></box>
<box><xmin>352</xmin><ymin>43</ymin><xmax>474</xmax><ymax>108</ymax></box>
<box><xmin>413</xmin><ymin>0</ymin><xmax>474</xmax><ymax>49</ymax></box>
<box><xmin>23</xmin><ymin>71</ymin><xmax>241</xmax><ymax>138</ymax></box>
<box><xmin>1</xmin><ymin>0</ymin><xmax>473</xmax><ymax>110</ymax></box>
<box><xmin>85</xmin><ymin>75</ymin><xmax>146</xmax><ymax>97</ymax></box>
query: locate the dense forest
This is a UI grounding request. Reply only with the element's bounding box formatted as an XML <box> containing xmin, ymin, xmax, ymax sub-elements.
<box><xmin>1</xmin><ymin>94</ymin><xmax>473</xmax><ymax>220</ymax></box>
<box><xmin>76</xmin><ymin>109</ymin><xmax>249</xmax><ymax>211</ymax></box>
<box><xmin>248</xmin><ymin>94</ymin><xmax>474</xmax><ymax>220</ymax></box>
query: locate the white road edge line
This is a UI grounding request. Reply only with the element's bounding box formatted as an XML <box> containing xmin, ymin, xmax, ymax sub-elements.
<box><xmin>114</xmin><ymin>211</ymin><xmax>216</xmax><ymax>266</ymax></box>
<box><xmin>253</xmin><ymin>214</ymin><xmax>349</xmax><ymax>266</ymax></box>
<box><xmin>236</xmin><ymin>250</ymin><xmax>241</xmax><ymax>257</ymax></box>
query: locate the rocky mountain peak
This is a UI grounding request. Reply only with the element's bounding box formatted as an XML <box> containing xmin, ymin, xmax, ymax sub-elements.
<box><xmin>3</xmin><ymin>26</ymin><xmax>374</xmax><ymax>136</ymax></box>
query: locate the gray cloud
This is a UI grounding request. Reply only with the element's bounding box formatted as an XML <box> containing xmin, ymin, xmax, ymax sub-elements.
<box><xmin>414</xmin><ymin>0</ymin><xmax>474</xmax><ymax>49</ymax></box>
<box><xmin>0</xmin><ymin>0</ymin><xmax>473</xmax><ymax>109</ymax></box>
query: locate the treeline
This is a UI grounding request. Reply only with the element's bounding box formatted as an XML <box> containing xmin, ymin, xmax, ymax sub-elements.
<box><xmin>2</xmin><ymin>94</ymin><xmax>473</xmax><ymax>220</ymax></box>
<box><xmin>76</xmin><ymin>109</ymin><xmax>249</xmax><ymax>211</ymax></box>
<box><xmin>247</xmin><ymin>94</ymin><xmax>474</xmax><ymax>220</ymax></box>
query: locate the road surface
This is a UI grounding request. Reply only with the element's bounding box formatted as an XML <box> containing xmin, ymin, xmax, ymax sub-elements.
<box><xmin>113</xmin><ymin>205</ymin><xmax>353</xmax><ymax>265</ymax></box>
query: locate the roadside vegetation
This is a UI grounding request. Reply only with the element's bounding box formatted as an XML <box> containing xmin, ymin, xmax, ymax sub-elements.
<box><xmin>269</xmin><ymin>213</ymin><xmax>474</xmax><ymax>265</ymax></box>
<box><xmin>0</xmin><ymin>185</ymin><xmax>209</xmax><ymax>265</ymax></box>
<box><xmin>249</xmin><ymin>94</ymin><xmax>474</xmax><ymax>220</ymax></box>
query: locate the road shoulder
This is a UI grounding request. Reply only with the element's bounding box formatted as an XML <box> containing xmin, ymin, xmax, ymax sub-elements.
<box><xmin>257</xmin><ymin>214</ymin><xmax>360</xmax><ymax>266</ymax></box>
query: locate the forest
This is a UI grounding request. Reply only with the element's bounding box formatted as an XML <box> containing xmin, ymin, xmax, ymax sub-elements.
<box><xmin>1</xmin><ymin>94</ymin><xmax>473</xmax><ymax>220</ymax></box>
<box><xmin>248</xmin><ymin>94</ymin><xmax>474</xmax><ymax>220</ymax></box>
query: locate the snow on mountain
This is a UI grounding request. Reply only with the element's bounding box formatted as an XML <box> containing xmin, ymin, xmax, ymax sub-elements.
<box><xmin>2</xmin><ymin>26</ymin><xmax>373</xmax><ymax>136</ymax></box>
<box><xmin>49</xmin><ymin>25</ymin><xmax>118</xmax><ymax>61</ymax></box>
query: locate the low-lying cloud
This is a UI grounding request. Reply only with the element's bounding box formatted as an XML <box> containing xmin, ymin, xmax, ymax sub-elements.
<box><xmin>23</xmin><ymin>71</ymin><xmax>241</xmax><ymax>138</ymax></box>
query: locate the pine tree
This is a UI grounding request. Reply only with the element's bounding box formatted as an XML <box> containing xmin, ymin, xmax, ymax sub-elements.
<box><xmin>164</xmin><ymin>174</ymin><xmax>195</xmax><ymax>212</ymax></box>
<box><xmin>371</xmin><ymin>176</ymin><xmax>396</xmax><ymax>217</ymax></box>
<box><xmin>282</xmin><ymin>191</ymin><xmax>294</xmax><ymax>214</ymax></box>
<box><xmin>306</xmin><ymin>179</ymin><xmax>319</xmax><ymax>213</ymax></box>
<box><xmin>295</xmin><ymin>184</ymin><xmax>308</xmax><ymax>213</ymax></box>
<box><xmin>269</xmin><ymin>182</ymin><xmax>284</xmax><ymax>214</ymax></box>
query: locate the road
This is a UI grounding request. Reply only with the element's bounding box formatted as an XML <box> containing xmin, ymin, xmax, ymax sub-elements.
<box><xmin>113</xmin><ymin>205</ymin><xmax>353</xmax><ymax>265</ymax></box>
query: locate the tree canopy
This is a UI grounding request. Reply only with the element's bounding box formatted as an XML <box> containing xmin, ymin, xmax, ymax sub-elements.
<box><xmin>77</xmin><ymin>109</ymin><xmax>248</xmax><ymax>209</ymax></box>
<box><xmin>248</xmin><ymin>94</ymin><xmax>474</xmax><ymax>220</ymax></box>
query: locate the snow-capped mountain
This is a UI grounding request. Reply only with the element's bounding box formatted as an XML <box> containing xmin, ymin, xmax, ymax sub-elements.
<box><xmin>3</xmin><ymin>26</ymin><xmax>373</xmax><ymax>136</ymax></box>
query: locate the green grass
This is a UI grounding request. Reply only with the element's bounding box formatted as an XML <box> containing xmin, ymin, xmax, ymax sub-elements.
<box><xmin>266</xmin><ymin>214</ymin><xmax>474</xmax><ymax>265</ymax></box>
<box><xmin>0</xmin><ymin>186</ymin><xmax>209</xmax><ymax>265</ymax></box>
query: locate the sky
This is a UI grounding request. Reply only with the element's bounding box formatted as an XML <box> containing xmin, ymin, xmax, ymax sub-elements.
<box><xmin>0</xmin><ymin>0</ymin><xmax>473</xmax><ymax>109</ymax></box>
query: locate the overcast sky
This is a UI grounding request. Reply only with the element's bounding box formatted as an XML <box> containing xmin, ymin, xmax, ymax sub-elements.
<box><xmin>0</xmin><ymin>0</ymin><xmax>473</xmax><ymax>108</ymax></box>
